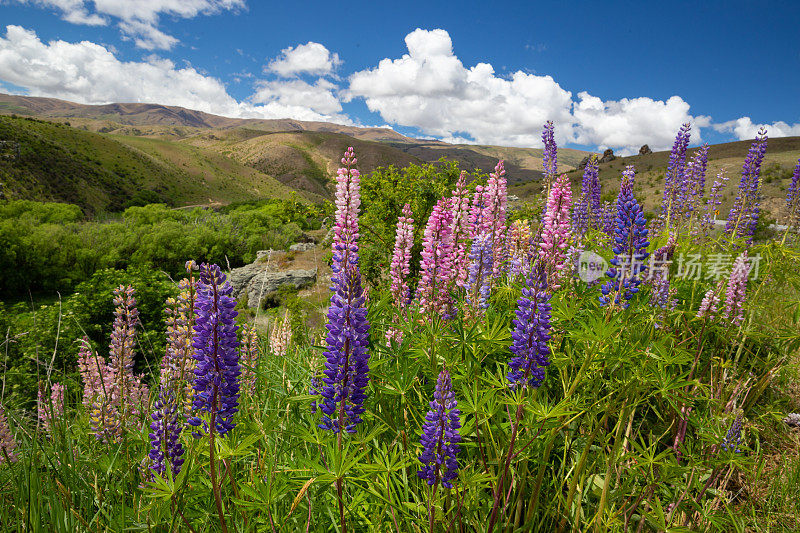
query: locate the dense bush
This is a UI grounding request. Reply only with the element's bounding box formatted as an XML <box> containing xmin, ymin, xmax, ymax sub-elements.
<box><xmin>0</xmin><ymin>198</ymin><xmax>327</xmax><ymax>296</ymax></box>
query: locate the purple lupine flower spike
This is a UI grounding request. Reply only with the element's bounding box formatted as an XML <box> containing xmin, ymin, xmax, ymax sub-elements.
<box><xmin>726</xmin><ymin>128</ymin><xmax>768</xmax><ymax>238</ymax></box>
<box><xmin>507</xmin><ymin>264</ymin><xmax>552</xmax><ymax>389</ymax></box>
<box><xmin>149</xmin><ymin>387</ymin><xmax>185</xmax><ymax>477</ymax></box>
<box><xmin>466</xmin><ymin>234</ymin><xmax>493</xmax><ymax>311</ymax></box>
<box><xmin>187</xmin><ymin>263</ymin><xmax>240</xmax><ymax>437</ymax></box>
<box><xmin>721</xmin><ymin>414</ymin><xmax>743</xmax><ymax>452</ymax></box>
<box><xmin>318</xmin><ymin>147</ymin><xmax>371</xmax><ymax>434</ymax></box>
<box><xmin>661</xmin><ymin>123</ymin><xmax>692</xmax><ymax>231</ymax></box>
<box><xmin>600</xmin><ymin>165</ymin><xmax>650</xmax><ymax>308</ymax></box>
<box><xmin>701</xmin><ymin>170</ymin><xmax>729</xmax><ymax>234</ymax></box>
<box><xmin>542</xmin><ymin>121</ymin><xmax>558</xmax><ymax>188</ymax></box>
<box><xmin>418</xmin><ymin>367</ymin><xmax>461</xmax><ymax>488</ymax></box>
<box><xmin>786</xmin><ymin>158</ymin><xmax>800</xmax><ymax>230</ymax></box>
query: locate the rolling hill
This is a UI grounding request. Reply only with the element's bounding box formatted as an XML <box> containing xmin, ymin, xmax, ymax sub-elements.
<box><xmin>2</xmin><ymin>93</ymin><xmax>798</xmax><ymax>222</ymax></box>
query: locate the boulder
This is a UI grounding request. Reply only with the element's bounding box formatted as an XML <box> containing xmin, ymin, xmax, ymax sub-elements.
<box><xmin>289</xmin><ymin>242</ymin><xmax>316</xmax><ymax>252</ymax></box>
<box><xmin>599</xmin><ymin>149</ymin><xmax>616</xmax><ymax>163</ymax></box>
<box><xmin>576</xmin><ymin>156</ymin><xmax>591</xmax><ymax>170</ymax></box>
<box><xmin>229</xmin><ymin>262</ymin><xmax>317</xmax><ymax>308</ymax></box>
<box><xmin>639</xmin><ymin>144</ymin><xmax>652</xmax><ymax>155</ymax></box>
<box><xmin>785</xmin><ymin>413</ymin><xmax>800</xmax><ymax>428</ymax></box>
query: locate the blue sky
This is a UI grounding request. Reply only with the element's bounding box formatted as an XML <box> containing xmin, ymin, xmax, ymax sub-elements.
<box><xmin>0</xmin><ymin>0</ymin><xmax>798</xmax><ymax>154</ymax></box>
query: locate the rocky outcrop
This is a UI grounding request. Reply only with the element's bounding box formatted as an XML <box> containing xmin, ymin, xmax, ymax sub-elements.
<box><xmin>229</xmin><ymin>261</ymin><xmax>316</xmax><ymax>308</ymax></box>
<box><xmin>639</xmin><ymin>144</ymin><xmax>652</xmax><ymax>155</ymax></box>
<box><xmin>599</xmin><ymin>149</ymin><xmax>616</xmax><ymax>163</ymax></box>
<box><xmin>289</xmin><ymin>242</ymin><xmax>316</xmax><ymax>252</ymax></box>
<box><xmin>785</xmin><ymin>413</ymin><xmax>800</xmax><ymax>428</ymax></box>
<box><xmin>576</xmin><ymin>156</ymin><xmax>591</xmax><ymax>170</ymax></box>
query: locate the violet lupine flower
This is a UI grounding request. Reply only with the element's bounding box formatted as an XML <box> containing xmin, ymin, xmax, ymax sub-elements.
<box><xmin>318</xmin><ymin>147</ymin><xmax>371</xmax><ymax>434</ymax></box>
<box><xmin>726</xmin><ymin>128</ymin><xmax>768</xmax><ymax>238</ymax></box>
<box><xmin>507</xmin><ymin>265</ymin><xmax>552</xmax><ymax>390</ymax></box>
<box><xmin>542</xmin><ymin>121</ymin><xmax>558</xmax><ymax>189</ymax></box>
<box><xmin>684</xmin><ymin>144</ymin><xmax>709</xmax><ymax>218</ymax></box>
<box><xmin>417</xmin><ymin>197</ymin><xmax>455</xmax><ymax>318</ymax></box>
<box><xmin>418</xmin><ymin>367</ymin><xmax>461</xmax><ymax>488</ymax></box>
<box><xmin>647</xmin><ymin>236</ymin><xmax>676</xmax><ymax>310</ymax></box>
<box><xmin>539</xmin><ymin>173</ymin><xmax>572</xmax><ymax>290</ymax></box>
<box><xmin>149</xmin><ymin>387</ymin><xmax>185</xmax><ymax>477</ymax></box>
<box><xmin>38</xmin><ymin>382</ymin><xmax>65</xmax><ymax>434</ymax></box>
<box><xmin>721</xmin><ymin>414</ymin><xmax>743</xmax><ymax>452</ymax></box>
<box><xmin>387</xmin><ymin>203</ymin><xmax>414</xmax><ymax>344</ymax></box>
<box><xmin>239</xmin><ymin>324</ymin><xmax>259</xmax><ymax>391</ymax></box>
<box><xmin>602</xmin><ymin>201</ymin><xmax>616</xmax><ymax>236</ymax></box>
<box><xmin>187</xmin><ymin>263</ymin><xmax>240</xmax><ymax>438</ymax></box>
<box><xmin>466</xmin><ymin>234</ymin><xmax>493</xmax><ymax>311</ymax></box>
<box><xmin>574</xmin><ymin>155</ymin><xmax>600</xmax><ymax>233</ymax></box>
<box><xmin>701</xmin><ymin>170</ymin><xmax>729</xmax><ymax>233</ymax></box>
<box><xmin>600</xmin><ymin>166</ymin><xmax>650</xmax><ymax>308</ymax></box>
<box><xmin>661</xmin><ymin>123</ymin><xmax>692</xmax><ymax>230</ymax></box>
<box><xmin>450</xmin><ymin>172</ymin><xmax>473</xmax><ymax>288</ymax></box>
<box><xmin>722</xmin><ymin>253</ymin><xmax>749</xmax><ymax>326</ymax></box>
<box><xmin>0</xmin><ymin>404</ymin><xmax>17</xmax><ymax>463</ymax></box>
<box><xmin>786</xmin><ymin>158</ymin><xmax>800</xmax><ymax>229</ymax></box>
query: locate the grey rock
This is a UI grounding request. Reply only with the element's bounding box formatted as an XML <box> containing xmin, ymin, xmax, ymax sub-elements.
<box><xmin>577</xmin><ymin>156</ymin><xmax>591</xmax><ymax>170</ymax></box>
<box><xmin>785</xmin><ymin>413</ymin><xmax>800</xmax><ymax>428</ymax></box>
<box><xmin>599</xmin><ymin>149</ymin><xmax>616</xmax><ymax>163</ymax></box>
<box><xmin>229</xmin><ymin>262</ymin><xmax>316</xmax><ymax>308</ymax></box>
<box><xmin>289</xmin><ymin>242</ymin><xmax>316</xmax><ymax>252</ymax></box>
<box><xmin>639</xmin><ymin>144</ymin><xmax>652</xmax><ymax>155</ymax></box>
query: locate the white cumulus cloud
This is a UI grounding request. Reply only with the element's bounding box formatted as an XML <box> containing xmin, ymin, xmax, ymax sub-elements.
<box><xmin>0</xmin><ymin>25</ymin><xmax>351</xmax><ymax>124</ymax></box>
<box><xmin>12</xmin><ymin>0</ymin><xmax>245</xmax><ymax>49</ymax></box>
<box><xmin>573</xmin><ymin>92</ymin><xmax>711</xmax><ymax>155</ymax></box>
<box><xmin>347</xmin><ymin>28</ymin><xmax>715</xmax><ymax>153</ymax></box>
<box><xmin>268</xmin><ymin>42</ymin><xmax>342</xmax><ymax>77</ymax></box>
<box><xmin>346</xmin><ymin>28</ymin><xmax>574</xmax><ymax>147</ymax></box>
<box><xmin>713</xmin><ymin>116</ymin><xmax>800</xmax><ymax>140</ymax></box>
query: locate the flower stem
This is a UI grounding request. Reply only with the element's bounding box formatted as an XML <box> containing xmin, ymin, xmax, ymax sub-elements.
<box><xmin>486</xmin><ymin>400</ymin><xmax>524</xmax><ymax>531</ymax></box>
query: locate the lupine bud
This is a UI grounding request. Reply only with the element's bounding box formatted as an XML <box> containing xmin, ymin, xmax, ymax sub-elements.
<box><xmin>722</xmin><ymin>253</ymin><xmax>749</xmax><ymax>326</ymax></box>
<box><xmin>508</xmin><ymin>265</ymin><xmax>552</xmax><ymax>389</ymax></box>
<box><xmin>187</xmin><ymin>263</ymin><xmax>240</xmax><ymax>438</ymax></box>
<box><xmin>418</xmin><ymin>367</ymin><xmax>461</xmax><ymax>488</ymax></box>
<box><xmin>539</xmin><ymin>173</ymin><xmax>572</xmax><ymax>290</ymax></box>
<box><xmin>600</xmin><ymin>166</ymin><xmax>650</xmax><ymax>308</ymax></box>
<box><xmin>0</xmin><ymin>403</ymin><xmax>18</xmax><ymax>463</ymax></box>
<box><xmin>318</xmin><ymin>148</ymin><xmax>371</xmax><ymax>434</ymax></box>
<box><xmin>727</xmin><ymin>128</ymin><xmax>768</xmax><ymax>238</ymax></box>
